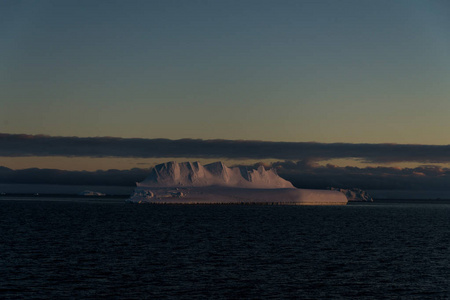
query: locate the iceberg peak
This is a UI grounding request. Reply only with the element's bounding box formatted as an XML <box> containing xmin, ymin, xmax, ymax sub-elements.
<box><xmin>137</xmin><ymin>161</ymin><xmax>294</xmax><ymax>189</ymax></box>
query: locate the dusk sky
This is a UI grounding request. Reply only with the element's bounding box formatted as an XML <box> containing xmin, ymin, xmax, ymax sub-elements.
<box><xmin>1</xmin><ymin>1</ymin><xmax>450</xmax><ymax>191</ymax></box>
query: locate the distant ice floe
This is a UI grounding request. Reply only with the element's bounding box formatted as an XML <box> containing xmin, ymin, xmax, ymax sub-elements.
<box><xmin>128</xmin><ymin>161</ymin><xmax>348</xmax><ymax>205</ymax></box>
<box><xmin>328</xmin><ymin>188</ymin><xmax>373</xmax><ymax>202</ymax></box>
<box><xmin>78</xmin><ymin>190</ymin><xmax>106</xmax><ymax>196</ymax></box>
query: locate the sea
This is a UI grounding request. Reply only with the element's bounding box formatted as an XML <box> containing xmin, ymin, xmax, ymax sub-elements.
<box><xmin>1</xmin><ymin>198</ymin><xmax>449</xmax><ymax>299</ymax></box>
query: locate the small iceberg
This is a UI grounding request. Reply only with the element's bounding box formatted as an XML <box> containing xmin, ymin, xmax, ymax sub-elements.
<box><xmin>78</xmin><ymin>190</ymin><xmax>106</xmax><ymax>196</ymax></box>
<box><xmin>328</xmin><ymin>188</ymin><xmax>373</xmax><ymax>202</ymax></box>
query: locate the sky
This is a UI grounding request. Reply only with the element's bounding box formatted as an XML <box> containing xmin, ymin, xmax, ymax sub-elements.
<box><xmin>1</xmin><ymin>1</ymin><xmax>450</xmax><ymax>192</ymax></box>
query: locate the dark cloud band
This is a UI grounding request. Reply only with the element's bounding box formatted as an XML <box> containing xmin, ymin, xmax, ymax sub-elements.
<box><xmin>1</xmin><ymin>133</ymin><xmax>449</xmax><ymax>163</ymax></box>
<box><xmin>0</xmin><ymin>166</ymin><xmax>147</xmax><ymax>187</ymax></box>
<box><xmin>1</xmin><ymin>163</ymin><xmax>449</xmax><ymax>191</ymax></box>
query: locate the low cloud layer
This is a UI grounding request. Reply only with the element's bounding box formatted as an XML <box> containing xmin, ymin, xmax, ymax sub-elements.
<box><xmin>0</xmin><ymin>166</ymin><xmax>148</xmax><ymax>187</ymax></box>
<box><xmin>1</xmin><ymin>162</ymin><xmax>449</xmax><ymax>191</ymax></box>
<box><xmin>272</xmin><ymin>160</ymin><xmax>450</xmax><ymax>190</ymax></box>
<box><xmin>1</xmin><ymin>133</ymin><xmax>450</xmax><ymax>163</ymax></box>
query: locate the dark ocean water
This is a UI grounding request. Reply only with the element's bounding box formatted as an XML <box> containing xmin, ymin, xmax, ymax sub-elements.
<box><xmin>1</xmin><ymin>198</ymin><xmax>450</xmax><ymax>299</ymax></box>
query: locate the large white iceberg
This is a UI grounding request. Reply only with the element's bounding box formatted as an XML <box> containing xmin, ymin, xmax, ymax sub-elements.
<box><xmin>127</xmin><ymin>161</ymin><xmax>348</xmax><ymax>205</ymax></box>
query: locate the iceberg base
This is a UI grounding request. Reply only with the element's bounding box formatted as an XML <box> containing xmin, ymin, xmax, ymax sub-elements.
<box><xmin>127</xmin><ymin>187</ymin><xmax>348</xmax><ymax>205</ymax></box>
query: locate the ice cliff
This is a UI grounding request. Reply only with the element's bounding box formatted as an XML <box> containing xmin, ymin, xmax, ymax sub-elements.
<box><xmin>137</xmin><ymin>161</ymin><xmax>294</xmax><ymax>189</ymax></box>
<box><xmin>128</xmin><ymin>162</ymin><xmax>348</xmax><ymax>205</ymax></box>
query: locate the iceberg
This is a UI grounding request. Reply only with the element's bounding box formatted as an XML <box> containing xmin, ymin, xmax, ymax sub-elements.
<box><xmin>127</xmin><ymin>161</ymin><xmax>348</xmax><ymax>205</ymax></box>
<box><xmin>328</xmin><ymin>188</ymin><xmax>373</xmax><ymax>202</ymax></box>
<box><xmin>78</xmin><ymin>190</ymin><xmax>106</xmax><ymax>196</ymax></box>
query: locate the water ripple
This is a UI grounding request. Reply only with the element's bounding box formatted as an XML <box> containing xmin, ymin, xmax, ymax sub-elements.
<box><xmin>1</xmin><ymin>200</ymin><xmax>449</xmax><ymax>298</ymax></box>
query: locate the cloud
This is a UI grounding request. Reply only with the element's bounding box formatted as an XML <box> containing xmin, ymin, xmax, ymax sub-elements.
<box><xmin>1</xmin><ymin>161</ymin><xmax>449</xmax><ymax>190</ymax></box>
<box><xmin>1</xmin><ymin>133</ymin><xmax>450</xmax><ymax>163</ymax></box>
<box><xmin>272</xmin><ymin>160</ymin><xmax>450</xmax><ymax>190</ymax></box>
<box><xmin>0</xmin><ymin>166</ymin><xmax>148</xmax><ymax>186</ymax></box>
